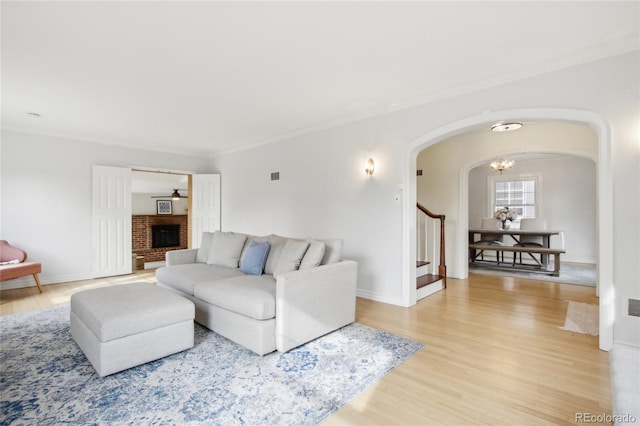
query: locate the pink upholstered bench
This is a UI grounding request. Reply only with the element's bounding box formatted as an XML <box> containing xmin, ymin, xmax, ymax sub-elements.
<box><xmin>0</xmin><ymin>240</ymin><xmax>43</xmax><ymax>293</ymax></box>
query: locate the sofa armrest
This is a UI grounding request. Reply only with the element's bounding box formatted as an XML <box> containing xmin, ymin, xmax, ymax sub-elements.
<box><xmin>275</xmin><ymin>260</ymin><xmax>358</xmax><ymax>353</ymax></box>
<box><xmin>165</xmin><ymin>249</ymin><xmax>198</xmax><ymax>266</ymax></box>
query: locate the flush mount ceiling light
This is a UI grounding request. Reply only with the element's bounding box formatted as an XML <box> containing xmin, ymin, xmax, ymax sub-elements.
<box><xmin>491</xmin><ymin>121</ymin><xmax>523</xmax><ymax>132</ymax></box>
<box><xmin>490</xmin><ymin>159</ymin><xmax>515</xmax><ymax>174</ymax></box>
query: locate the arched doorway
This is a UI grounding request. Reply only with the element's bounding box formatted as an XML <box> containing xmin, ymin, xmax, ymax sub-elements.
<box><xmin>402</xmin><ymin>108</ymin><xmax>613</xmax><ymax>350</ymax></box>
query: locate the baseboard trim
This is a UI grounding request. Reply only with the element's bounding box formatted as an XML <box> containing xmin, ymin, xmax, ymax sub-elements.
<box><xmin>355</xmin><ymin>289</ymin><xmax>403</xmax><ymax>306</ymax></box>
<box><xmin>0</xmin><ymin>272</ymin><xmax>96</xmax><ymax>290</ymax></box>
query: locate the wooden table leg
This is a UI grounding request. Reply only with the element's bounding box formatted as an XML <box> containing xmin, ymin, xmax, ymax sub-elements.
<box><xmin>553</xmin><ymin>253</ymin><xmax>561</xmax><ymax>277</ymax></box>
<box><xmin>542</xmin><ymin>236</ymin><xmax>550</xmax><ymax>267</ymax></box>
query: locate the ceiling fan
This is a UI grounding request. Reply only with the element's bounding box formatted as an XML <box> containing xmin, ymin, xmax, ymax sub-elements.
<box><xmin>151</xmin><ymin>189</ymin><xmax>188</xmax><ymax>200</ymax></box>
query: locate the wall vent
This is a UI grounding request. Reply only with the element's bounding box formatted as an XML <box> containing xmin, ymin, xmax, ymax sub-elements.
<box><xmin>270</xmin><ymin>172</ymin><xmax>280</xmax><ymax>181</ymax></box>
<box><xmin>417</xmin><ymin>169</ymin><xmax>423</xmax><ymax>176</ymax></box>
<box><xmin>629</xmin><ymin>299</ymin><xmax>640</xmax><ymax>317</ymax></box>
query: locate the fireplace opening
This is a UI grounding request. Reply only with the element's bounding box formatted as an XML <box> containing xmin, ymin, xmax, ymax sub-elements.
<box><xmin>152</xmin><ymin>225</ymin><xmax>180</xmax><ymax>248</ymax></box>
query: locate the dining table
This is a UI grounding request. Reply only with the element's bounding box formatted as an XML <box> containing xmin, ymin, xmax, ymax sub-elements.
<box><xmin>468</xmin><ymin>228</ymin><xmax>564</xmax><ymax>267</ymax></box>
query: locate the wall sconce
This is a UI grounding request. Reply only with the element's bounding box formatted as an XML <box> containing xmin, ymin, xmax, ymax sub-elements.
<box><xmin>365</xmin><ymin>158</ymin><xmax>375</xmax><ymax>176</ymax></box>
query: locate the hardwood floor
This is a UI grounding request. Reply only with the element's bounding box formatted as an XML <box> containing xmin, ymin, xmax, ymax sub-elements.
<box><xmin>0</xmin><ymin>271</ymin><xmax>158</xmax><ymax>316</ymax></box>
<box><xmin>0</xmin><ymin>271</ymin><xmax>610</xmax><ymax>425</ymax></box>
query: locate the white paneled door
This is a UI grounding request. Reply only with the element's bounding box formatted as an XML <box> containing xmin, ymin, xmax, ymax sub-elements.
<box><xmin>190</xmin><ymin>174</ymin><xmax>221</xmax><ymax>248</ymax></box>
<box><xmin>92</xmin><ymin>167</ymin><xmax>220</xmax><ymax>276</ymax></box>
<box><xmin>92</xmin><ymin>165</ymin><xmax>132</xmax><ymax>278</ymax></box>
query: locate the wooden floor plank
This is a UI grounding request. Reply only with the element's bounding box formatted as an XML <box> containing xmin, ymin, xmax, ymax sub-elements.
<box><xmin>0</xmin><ymin>271</ymin><xmax>610</xmax><ymax>425</ymax></box>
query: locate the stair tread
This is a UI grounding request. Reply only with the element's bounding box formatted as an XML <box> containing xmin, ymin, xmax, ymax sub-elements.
<box><xmin>417</xmin><ymin>274</ymin><xmax>443</xmax><ymax>289</ymax></box>
<box><xmin>416</xmin><ymin>261</ymin><xmax>431</xmax><ymax>267</ymax></box>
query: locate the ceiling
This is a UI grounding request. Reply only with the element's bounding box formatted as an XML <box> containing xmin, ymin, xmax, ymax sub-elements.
<box><xmin>2</xmin><ymin>2</ymin><xmax>638</xmax><ymax>157</ymax></box>
<box><xmin>131</xmin><ymin>171</ymin><xmax>189</xmax><ymax>195</ymax></box>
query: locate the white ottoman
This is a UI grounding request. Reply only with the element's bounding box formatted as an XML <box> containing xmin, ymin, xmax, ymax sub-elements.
<box><xmin>70</xmin><ymin>282</ymin><xmax>195</xmax><ymax>377</ymax></box>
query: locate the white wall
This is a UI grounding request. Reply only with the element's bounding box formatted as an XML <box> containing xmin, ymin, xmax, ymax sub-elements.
<box><xmin>466</xmin><ymin>156</ymin><xmax>596</xmax><ymax>262</ymax></box>
<box><xmin>212</xmin><ymin>52</ymin><xmax>639</xmax><ymax>347</ymax></box>
<box><xmin>0</xmin><ymin>130</ymin><xmax>212</xmax><ymax>286</ymax></box>
<box><xmin>467</xmin><ymin>155</ymin><xmax>597</xmax><ymax>263</ymax></box>
<box><xmin>213</xmin><ymin>127</ymin><xmax>404</xmax><ymax>303</ymax></box>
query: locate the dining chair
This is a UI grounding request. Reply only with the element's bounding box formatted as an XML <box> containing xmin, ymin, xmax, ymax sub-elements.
<box><xmin>513</xmin><ymin>218</ymin><xmax>547</xmax><ymax>265</ymax></box>
<box><xmin>476</xmin><ymin>217</ymin><xmax>504</xmax><ymax>262</ymax></box>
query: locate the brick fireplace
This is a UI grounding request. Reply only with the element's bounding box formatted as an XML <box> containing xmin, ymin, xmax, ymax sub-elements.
<box><xmin>132</xmin><ymin>215</ymin><xmax>188</xmax><ymax>263</ymax></box>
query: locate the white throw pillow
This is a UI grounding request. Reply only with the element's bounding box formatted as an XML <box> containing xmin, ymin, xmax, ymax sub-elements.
<box><xmin>299</xmin><ymin>239</ymin><xmax>326</xmax><ymax>269</ymax></box>
<box><xmin>273</xmin><ymin>239</ymin><xmax>310</xmax><ymax>278</ymax></box>
<box><xmin>196</xmin><ymin>232</ymin><xmax>215</xmax><ymax>263</ymax></box>
<box><xmin>264</xmin><ymin>235</ymin><xmax>288</xmax><ymax>275</ymax></box>
<box><xmin>320</xmin><ymin>239</ymin><xmax>343</xmax><ymax>265</ymax></box>
<box><xmin>207</xmin><ymin>231</ymin><xmax>247</xmax><ymax>268</ymax></box>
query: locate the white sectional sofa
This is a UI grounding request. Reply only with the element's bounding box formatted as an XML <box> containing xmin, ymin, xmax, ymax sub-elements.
<box><xmin>156</xmin><ymin>231</ymin><xmax>358</xmax><ymax>355</ymax></box>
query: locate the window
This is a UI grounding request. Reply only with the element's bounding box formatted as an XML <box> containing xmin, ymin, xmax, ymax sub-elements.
<box><xmin>489</xmin><ymin>173</ymin><xmax>542</xmax><ymax>227</ymax></box>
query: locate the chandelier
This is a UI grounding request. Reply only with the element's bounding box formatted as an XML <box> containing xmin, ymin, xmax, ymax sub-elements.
<box><xmin>490</xmin><ymin>159</ymin><xmax>514</xmax><ymax>174</ymax></box>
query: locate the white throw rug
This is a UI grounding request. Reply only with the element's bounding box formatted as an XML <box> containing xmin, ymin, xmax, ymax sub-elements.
<box><xmin>559</xmin><ymin>301</ymin><xmax>599</xmax><ymax>335</ymax></box>
<box><xmin>0</xmin><ymin>306</ymin><xmax>424</xmax><ymax>425</ymax></box>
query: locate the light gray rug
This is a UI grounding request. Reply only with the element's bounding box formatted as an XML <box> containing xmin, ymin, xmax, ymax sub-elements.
<box><xmin>610</xmin><ymin>344</ymin><xmax>640</xmax><ymax>424</ymax></box>
<box><xmin>0</xmin><ymin>306</ymin><xmax>423</xmax><ymax>425</ymax></box>
<box><xmin>469</xmin><ymin>261</ymin><xmax>596</xmax><ymax>286</ymax></box>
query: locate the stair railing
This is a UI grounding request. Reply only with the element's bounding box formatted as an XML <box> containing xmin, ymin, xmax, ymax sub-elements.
<box><xmin>416</xmin><ymin>203</ymin><xmax>447</xmax><ymax>288</ymax></box>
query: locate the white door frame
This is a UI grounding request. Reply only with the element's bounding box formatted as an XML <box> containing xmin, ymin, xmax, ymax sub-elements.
<box><xmin>94</xmin><ymin>166</ymin><xmax>220</xmax><ymax>274</ymax></box>
<box><xmin>401</xmin><ymin>108</ymin><xmax>613</xmax><ymax>351</ymax></box>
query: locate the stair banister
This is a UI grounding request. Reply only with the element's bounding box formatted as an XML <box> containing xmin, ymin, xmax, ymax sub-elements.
<box><xmin>416</xmin><ymin>203</ymin><xmax>447</xmax><ymax>288</ymax></box>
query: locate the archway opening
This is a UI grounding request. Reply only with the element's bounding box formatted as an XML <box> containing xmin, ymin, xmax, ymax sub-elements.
<box><xmin>402</xmin><ymin>109</ymin><xmax>613</xmax><ymax>350</ymax></box>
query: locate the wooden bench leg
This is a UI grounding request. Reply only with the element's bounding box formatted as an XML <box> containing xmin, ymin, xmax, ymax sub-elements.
<box><xmin>33</xmin><ymin>273</ymin><xmax>43</xmax><ymax>293</ymax></box>
<box><xmin>553</xmin><ymin>254</ymin><xmax>561</xmax><ymax>277</ymax></box>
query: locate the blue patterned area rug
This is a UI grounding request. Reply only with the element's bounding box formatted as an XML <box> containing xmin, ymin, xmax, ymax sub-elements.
<box><xmin>1</xmin><ymin>306</ymin><xmax>423</xmax><ymax>425</ymax></box>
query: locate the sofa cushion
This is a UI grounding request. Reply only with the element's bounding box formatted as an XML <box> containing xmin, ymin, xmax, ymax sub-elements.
<box><xmin>207</xmin><ymin>231</ymin><xmax>247</xmax><ymax>268</ymax></box>
<box><xmin>299</xmin><ymin>239</ymin><xmax>326</xmax><ymax>270</ymax></box>
<box><xmin>273</xmin><ymin>239</ymin><xmax>310</xmax><ymax>278</ymax></box>
<box><xmin>156</xmin><ymin>263</ymin><xmax>244</xmax><ymax>296</ymax></box>
<box><xmin>264</xmin><ymin>234</ymin><xmax>288</xmax><ymax>275</ymax></box>
<box><xmin>240</xmin><ymin>240</ymin><xmax>271</xmax><ymax>275</ymax></box>
<box><xmin>321</xmin><ymin>239</ymin><xmax>343</xmax><ymax>265</ymax></box>
<box><xmin>196</xmin><ymin>232</ymin><xmax>215</xmax><ymax>263</ymax></box>
<box><xmin>194</xmin><ymin>275</ymin><xmax>276</xmax><ymax>320</ymax></box>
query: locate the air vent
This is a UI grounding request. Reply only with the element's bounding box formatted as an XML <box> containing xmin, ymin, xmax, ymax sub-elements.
<box><xmin>270</xmin><ymin>172</ymin><xmax>280</xmax><ymax>181</ymax></box>
<box><xmin>629</xmin><ymin>299</ymin><xmax>640</xmax><ymax>317</ymax></box>
<box><xmin>417</xmin><ymin>170</ymin><xmax>423</xmax><ymax>176</ymax></box>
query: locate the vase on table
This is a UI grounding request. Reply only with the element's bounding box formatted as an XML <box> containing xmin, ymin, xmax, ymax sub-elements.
<box><xmin>501</xmin><ymin>220</ymin><xmax>510</xmax><ymax>230</ymax></box>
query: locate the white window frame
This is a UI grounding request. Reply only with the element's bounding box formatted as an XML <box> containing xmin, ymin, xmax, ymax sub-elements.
<box><xmin>488</xmin><ymin>172</ymin><xmax>543</xmax><ymax>228</ymax></box>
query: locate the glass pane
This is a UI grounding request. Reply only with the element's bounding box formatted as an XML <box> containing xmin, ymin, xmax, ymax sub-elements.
<box><xmin>494</xmin><ymin>178</ymin><xmax>537</xmax><ymax>219</ymax></box>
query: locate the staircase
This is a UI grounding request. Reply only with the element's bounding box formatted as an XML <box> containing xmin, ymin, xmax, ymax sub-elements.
<box><xmin>416</xmin><ymin>203</ymin><xmax>446</xmax><ymax>300</ymax></box>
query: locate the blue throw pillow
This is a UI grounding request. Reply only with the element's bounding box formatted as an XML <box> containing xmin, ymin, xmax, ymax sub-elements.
<box><xmin>240</xmin><ymin>240</ymin><xmax>271</xmax><ymax>276</ymax></box>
